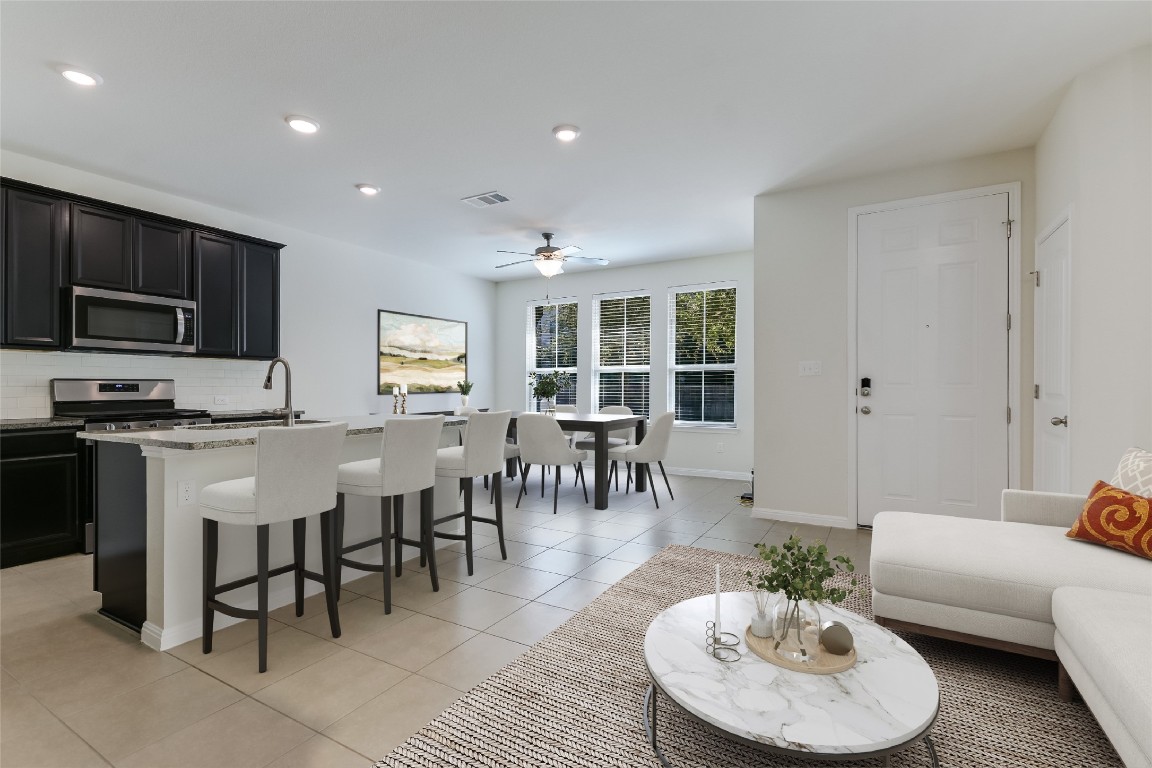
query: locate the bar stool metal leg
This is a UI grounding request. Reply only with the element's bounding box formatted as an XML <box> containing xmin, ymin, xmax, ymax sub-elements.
<box><xmin>292</xmin><ymin>518</ymin><xmax>306</xmax><ymax>616</ymax></box>
<box><xmin>256</xmin><ymin>524</ymin><xmax>270</xmax><ymax>674</ymax></box>
<box><xmin>492</xmin><ymin>471</ymin><xmax>507</xmax><ymax>559</ymax></box>
<box><xmin>319</xmin><ymin>509</ymin><xmax>342</xmax><ymax>636</ymax></box>
<box><xmin>463</xmin><ymin>477</ymin><xmax>474</xmax><ymax>576</ymax></box>
<box><xmin>380</xmin><ymin>496</ymin><xmax>393</xmax><ymax>613</ymax></box>
<box><xmin>393</xmin><ymin>497</ymin><xmax>404</xmax><ymax>577</ymax></box>
<box><xmin>421</xmin><ymin>486</ymin><xmax>438</xmax><ymax>591</ymax></box>
<box><xmin>333</xmin><ymin>494</ymin><xmax>345</xmax><ymax>597</ymax></box>
<box><xmin>202</xmin><ymin>518</ymin><xmax>218</xmax><ymax>654</ymax></box>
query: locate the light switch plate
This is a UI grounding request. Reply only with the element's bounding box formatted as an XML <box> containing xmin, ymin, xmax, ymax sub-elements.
<box><xmin>798</xmin><ymin>360</ymin><xmax>822</xmax><ymax>377</ymax></box>
<box><xmin>213</xmin><ymin>395</ymin><xmax>229</xmax><ymax>405</ymax></box>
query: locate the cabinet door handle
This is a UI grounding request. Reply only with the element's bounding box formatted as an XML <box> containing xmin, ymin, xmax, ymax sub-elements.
<box><xmin>175</xmin><ymin>307</ymin><xmax>185</xmax><ymax>343</ymax></box>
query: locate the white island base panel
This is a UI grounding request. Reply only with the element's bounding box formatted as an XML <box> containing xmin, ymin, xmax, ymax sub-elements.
<box><xmin>643</xmin><ymin>593</ymin><xmax>939</xmax><ymax>758</ymax></box>
<box><xmin>130</xmin><ymin>429</ymin><xmax>466</xmax><ymax>651</ymax></box>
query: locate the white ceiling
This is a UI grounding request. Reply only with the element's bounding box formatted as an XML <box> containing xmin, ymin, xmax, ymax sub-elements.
<box><xmin>2</xmin><ymin>2</ymin><xmax>1149</xmax><ymax>280</ymax></box>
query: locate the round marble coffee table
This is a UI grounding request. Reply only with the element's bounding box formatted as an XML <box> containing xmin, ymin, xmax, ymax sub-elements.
<box><xmin>642</xmin><ymin>592</ymin><xmax>940</xmax><ymax>766</ymax></box>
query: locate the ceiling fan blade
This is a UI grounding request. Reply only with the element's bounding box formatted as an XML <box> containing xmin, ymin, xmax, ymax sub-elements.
<box><xmin>566</xmin><ymin>256</ymin><xmax>610</xmax><ymax>266</ymax></box>
<box><xmin>495</xmin><ymin>258</ymin><xmax>536</xmax><ymax>268</ymax></box>
<box><xmin>557</xmin><ymin>245</ymin><xmax>582</xmax><ymax>255</ymax></box>
<box><xmin>496</xmin><ymin>250</ymin><xmax>534</xmax><ymax>256</ymax></box>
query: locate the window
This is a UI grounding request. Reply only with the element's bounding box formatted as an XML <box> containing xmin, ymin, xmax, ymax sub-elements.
<box><xmin>527</xmin><ymin>300</ymin><xmax>578</xmax><ymax>410</ymax></box>
<box><xmin>669</xmin><ymin>283</ymin><xmax>737</xmax><ymax>425</ymax></box>
<box><xmin>594</xmin><ymin>293</ymin><xmax>650</xmax><ymax>417</ymax></box>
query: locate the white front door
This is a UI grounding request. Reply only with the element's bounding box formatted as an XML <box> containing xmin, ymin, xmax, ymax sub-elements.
<box><xmin>857</xmin><ymin>192</ymin><xmax>1010</xmax><ymax>525</ymax></box>
<box><xmin>1033</xmin><ymin>216</ymin><xmax>1071</xmax><ymax>492</ymax></box>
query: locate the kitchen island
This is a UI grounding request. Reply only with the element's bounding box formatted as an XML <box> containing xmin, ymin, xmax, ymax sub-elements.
<box><xmin>85</xmin><ymin>414</ymin><xmax>467</xmax><ymax>651</ymax></box>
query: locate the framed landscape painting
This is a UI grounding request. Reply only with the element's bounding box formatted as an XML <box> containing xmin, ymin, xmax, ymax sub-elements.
<box><xmin>377</xmin><ymin>310</ymin><xmax>467</xmax><ymax>394</ymax></box>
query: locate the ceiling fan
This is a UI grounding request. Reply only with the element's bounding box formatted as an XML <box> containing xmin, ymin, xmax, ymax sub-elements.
<box><xmin>495</xmin><ymin>232</ymin><xmax>609</xmax><ymax>277</ymax></box>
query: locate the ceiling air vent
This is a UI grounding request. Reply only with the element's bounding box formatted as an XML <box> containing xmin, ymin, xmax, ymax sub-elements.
<box><xmin>461</xmin><ymin>191</ymin><xmax>510</xmax><ymax>208</ymax></box>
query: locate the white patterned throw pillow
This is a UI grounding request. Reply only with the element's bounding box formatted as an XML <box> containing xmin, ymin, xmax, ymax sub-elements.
<box><xmin>1112</xmin><ymin>447</ymin><xmax>1152</xmax><ymax>497</ymax></box>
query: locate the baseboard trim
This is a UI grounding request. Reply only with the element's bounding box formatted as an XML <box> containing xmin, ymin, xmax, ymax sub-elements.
<box><xmin>664</xmin><ymin>467</ymin><xmax>752</xmax><ymax>482</ymax></box>
<box><xmin>749</xmin><ymin>506</ymin><xmax>855</xmax><ymax>530</ymax></box>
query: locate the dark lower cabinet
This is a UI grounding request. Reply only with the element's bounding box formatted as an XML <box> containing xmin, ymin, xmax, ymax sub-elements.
<box><xmin>0</xmin><ymin>428</ymin><xmax>81</xmax><ymax>568</ymax></box>
<box><xmin>2</xmin><ymin>188</ymin><xmax>68</xmax><ymax>347</ymax></box>
<box><xmin>94</xmin><ymin>441</ymin><xmax>146</xmax><ymax>631</ymax></box>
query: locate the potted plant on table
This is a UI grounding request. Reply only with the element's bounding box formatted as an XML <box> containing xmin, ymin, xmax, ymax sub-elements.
<box><xmin>747</xmin><ymin>535</ymin><xmax>856</xmax><ymax>662</ymax></box>
<box><xmin>457</xmin><ymin>379</ymin><xmax>474</xmax><ymax>407</ymax></box>
<box><xmin>528</xmin><ymin>371</ymin><xmax>571</xmax><ymax>413</ymax></box>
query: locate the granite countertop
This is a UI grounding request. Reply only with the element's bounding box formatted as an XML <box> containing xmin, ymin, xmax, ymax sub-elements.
<box><xmin>82</xmin><ymin>414</ymin><xmax>467</xmax><ymax>450</ymax></box>
<box><xmin>209</xmin><ymin>409</ymin><xmax>305</xmax><ymax>419</ymax></box>
<box><xmin>1</xmin><ymin>417</ymin><xmax>85</xmax><ymax>431</ymax></box>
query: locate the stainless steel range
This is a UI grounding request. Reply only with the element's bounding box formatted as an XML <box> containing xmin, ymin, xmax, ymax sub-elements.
<box><xmin>50</xmin><ymin>379</ymin><xmax>212</xmax><ymax>431</ymax></box>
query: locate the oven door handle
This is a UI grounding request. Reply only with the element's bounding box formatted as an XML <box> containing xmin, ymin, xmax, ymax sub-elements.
<box><xmin>175</xmin><ymin>307</ymin><xmax>185</xmax><ymax>344</ymax></box>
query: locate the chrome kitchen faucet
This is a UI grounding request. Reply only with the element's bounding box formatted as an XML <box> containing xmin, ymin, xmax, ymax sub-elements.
<box><xmin>263</xmin><ymin>357</ymin><xmax>295</xmax><ymax>427</ymax></box>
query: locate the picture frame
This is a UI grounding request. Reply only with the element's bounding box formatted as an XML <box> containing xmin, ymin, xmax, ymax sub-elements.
<box><xmin>377</xmin><ymin>309</ymin><xmax>468</xmax><ymax>395</ymax></box>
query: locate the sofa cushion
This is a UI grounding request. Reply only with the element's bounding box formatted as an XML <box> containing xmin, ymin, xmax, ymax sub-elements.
<box><xmin>871</xmin><ymin>512</ymin><xmax>1152</xmax><ymax>627</ymax></box>
<box><xmin>1052</xmin><ymin>587</ymin><xmax>1152</xmax><ymax>767</ymax></box>
<box><xmin>1066</xmin><ymin>480</ymin><xmax>1152</xmax><ymax>560</ymax></box>
<box><xmin>1113</xmin><ymin>446</ymin><xmax>1152</xmax><ymax>497</ymax></box>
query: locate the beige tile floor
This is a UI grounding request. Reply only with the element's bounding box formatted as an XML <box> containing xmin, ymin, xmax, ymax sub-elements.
<box><xmin>0</xmin><ymin>472</ymin><xmax>872</xmax><ymax>768</ymax></box>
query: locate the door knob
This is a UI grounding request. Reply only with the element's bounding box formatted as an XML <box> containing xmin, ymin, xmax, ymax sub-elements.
<box><xmin>860</xmin><ymin>406</ymin><xmax>872</xmax><ymax>415</ymax></box>
<box><xmin>1050</xmin><ymin>416</ymin><xmax>1068</xmax><ymax>427</ymax></box>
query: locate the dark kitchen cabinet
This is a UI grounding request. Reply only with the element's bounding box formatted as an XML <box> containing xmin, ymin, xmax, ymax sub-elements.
<box><xmin>0</xmin><ymin>427</ymin><xmax>81</xmax><ymax>568</ymax></box>
<box><xmin>194</xmin><ymin>232</ymin><xmax>239</xmax><ymax>356</ymax></box>
<box><xmin>73</xmin><ymin>204</ymin><xmax>191</xmax><ymax>299</ymax></box>
<box><xmin>239</xmin><ymin>241</ymin><xmax>279</xmax><ymax>359</ymax></box>
<box><xmin>2</xmin><ymin>188</ymin><xmax>68</xmax><ymax>347</ymax></box>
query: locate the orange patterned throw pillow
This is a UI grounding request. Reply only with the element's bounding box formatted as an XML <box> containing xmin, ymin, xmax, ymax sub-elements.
<box><xmin>1066</xmin><ymin>481</ymin><xmax>1152</xmax><ymax>560</ymax></box>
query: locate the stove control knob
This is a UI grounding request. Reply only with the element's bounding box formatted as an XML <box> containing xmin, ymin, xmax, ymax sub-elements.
<box><xmin>173</xmin><ymin>421</ymin><xmax>184</xmax><ymax>427</ymax></box>
<box><xmin>106</xmin><ymin>424</ymin><xmax>117</xmax><ymax>431</ymax></box>
<box><xmin>149</xmin><ymin>421</ymin><xmax>159</xmax><ymax>429</ymax></box>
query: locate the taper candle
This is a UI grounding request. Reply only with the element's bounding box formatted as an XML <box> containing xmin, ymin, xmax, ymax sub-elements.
<box><xmin>392</xmin><ymin>386</ymin><xmax>399</xmax><ymax>396</ymax></box>
<box><xmin>714</xmin><ymin>564</ymin><xmax>721</xmax><ymax>633</ymax></box>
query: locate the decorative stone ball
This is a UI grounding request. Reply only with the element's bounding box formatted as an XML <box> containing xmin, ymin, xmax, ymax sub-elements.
<box><xmin>821</xmin><ymin>621</ymin><xmax>854</xmax><ymax>655</ymax></box>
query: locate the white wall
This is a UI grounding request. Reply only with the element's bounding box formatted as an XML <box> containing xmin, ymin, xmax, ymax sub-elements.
<box><xmin>492</xmin><ymin>252</ymin><xmax>754</xmax><ymax>477</ymax></box>
<box><xmin>753</xmin><ymin>149</ymin><xmax>1036</xmax><ymax>525</ymax></box>
<box><xmin>1035</xmin><ymin>45</ymin><xmax>1152</xmax><ymax>487</ymax></box>
<box><xmin>0</xmin><ymin>151</ymin><xmax>496</xmax><ymax>419</ymax></box>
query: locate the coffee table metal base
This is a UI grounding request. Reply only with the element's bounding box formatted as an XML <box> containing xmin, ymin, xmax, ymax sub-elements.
<box><xmin>643</xmin><ymin>682</ymin><xmax>940</xmax><ymax>767</ymax></box>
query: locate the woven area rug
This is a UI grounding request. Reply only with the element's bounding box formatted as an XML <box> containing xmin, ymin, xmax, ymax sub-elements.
<box><xmin>375</xmin><ymin>545</ymin><xmax>1122</xmax><ymax>768</ymax></box>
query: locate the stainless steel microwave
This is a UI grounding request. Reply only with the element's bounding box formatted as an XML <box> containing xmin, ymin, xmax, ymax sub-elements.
<box><xmin>70</xmin><ymin>287</ymin><xmax>196</xmax><ymax>353</ymax></box>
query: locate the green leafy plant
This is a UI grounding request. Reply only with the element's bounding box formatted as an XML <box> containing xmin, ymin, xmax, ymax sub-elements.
<box><xmin>457</xmin><ymin>379</ymin><xmax>474</xmax><ymax>395</ymax></box>
<box><xmin>529</xmin><ymin>370</ymin><xmax>571</xmax><ymax>400</ymax></box>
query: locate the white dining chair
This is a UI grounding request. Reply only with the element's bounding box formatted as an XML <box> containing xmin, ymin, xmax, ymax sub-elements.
<box><xmin>199</xmin><ymin>421</ymin><xmax>348</xmax><ymax>673</ymax></box>
<box><xmin>516</xmin><ymin>412</ymin><xmax>589</xmax><ymax>514</ymax></box>
<box><xmin>575</xmin><ymin>405</ymin><xmax>636</xmax><ymax>490</ymax></box>
<box><xmin>333</xmin><ymin>415</ymin><xmax>443</xmax><ymax>613</ymax></box>
<box><xmin>607</xmin><ymin>411</ymin><xmax>675</xmax><ymax>508</ymax></box>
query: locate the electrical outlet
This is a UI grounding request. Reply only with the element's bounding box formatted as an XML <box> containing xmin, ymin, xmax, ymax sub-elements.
<box><xmin>716</xmin><ymin>441</ymin><xmax>725</xmax><ymax>453</ymax></box>
<box><xmin>213</xmin><ymin>395</ymin><xmax>229</xmax><ymax>405</ymax></box>
<box><xmin>178</xmin><ymin>481</ymin><xmax>196</xmax><ymax>506</ymax></box>
<box><xmin>798</xmin><ymin>360</ymin><xmax>822</xmax><ymax>377</ymax></box>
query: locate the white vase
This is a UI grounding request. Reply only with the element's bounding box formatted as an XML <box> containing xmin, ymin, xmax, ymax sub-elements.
<box><xmin>772</xmin><ymin>598</ymin><xmax>822</xmax><ymax>663</ymax></box>
<box><xmin>749</xmin><ymin>611</ymin><xmax>772</xmax><ymax>638</ymax></box>
<box><xmin>460</xmin><ymin>394</ymin><xmax>469</xmax><ymax>407</ymax></box>
<box><xmin>540</xmin><ymin>397</ymin><xmax>556</xmax><ymax>413</ymax></box>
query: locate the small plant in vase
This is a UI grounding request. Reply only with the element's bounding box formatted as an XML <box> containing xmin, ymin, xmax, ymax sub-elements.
<box><xmin>749</xmin><ymin>536</ymin><xmax>856</xmax><ymax>663</ymax></box>
<box><xmin>457</xmin><ymin>379</ymin><xmax>473</xmax><ymax>406</ymax></box>
<box><xmin>528</xmin><ymin>371</ymin><xmax>571</xmax><ymax>412</ymax></box>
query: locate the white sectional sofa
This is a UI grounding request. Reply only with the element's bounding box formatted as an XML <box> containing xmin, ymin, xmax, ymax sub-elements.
<box><xmin>871</xmin><ymin>484</ymin><xmax>1152</xmax><ymax>767</ymax></box>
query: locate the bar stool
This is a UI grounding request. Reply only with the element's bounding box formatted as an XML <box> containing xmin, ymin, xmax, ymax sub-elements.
<box><xmin>515</xmin><ymin>412</ymin><xmax>588</xmax><ymax>514</ymax></box>
<box><xmin>200</xmin><ymin>421</ymin><xmax>348</xmax><ymax>673</ymax></box>
<box><xmin>608</xmin><ymin>411</ymin><xmax>675</xmax><ymax>507</ymax></box>
<box><xmin>432</xmin><ymin>410</ymin><xmax>511</xmax><ymax>575</ymax></box>
<box><xmin>333</xmin><ymin>415</ymin><xmax>443</xmax><ymax>613</ymax></box>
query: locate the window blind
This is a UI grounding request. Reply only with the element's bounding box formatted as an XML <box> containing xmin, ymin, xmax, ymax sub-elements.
<box><xmin>528</xmin><ymin>300</ymin><xmax>578</xmax><ymax>410</ymax></box>
<box><xmin>596</xmin><ymin>294</ymin><xmax>650</xmax><ymax>417</ymax></box>
<box><xmin>669</xmin><ymin>285</ymin><xmax>737</xmax><ymax>425</ymax></box>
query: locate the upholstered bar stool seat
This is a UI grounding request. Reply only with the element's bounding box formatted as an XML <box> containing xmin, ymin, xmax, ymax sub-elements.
<box><xmin>433</xmin><ymin>410</ymin><xmax>512</xmax><ymax>575</ymax></box>
<box><xmin>335</xmin><ymin>415</ymin><xmax>443</xmax><ymax>613</ymax></box>
<box><xmin>200</xmin><ymin>421</ymin><xmax>348</xmax><ymax>673</ymax></box>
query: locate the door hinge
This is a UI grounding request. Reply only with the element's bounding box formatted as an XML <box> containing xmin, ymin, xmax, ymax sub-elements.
<box><xmin>1031</xmin><ymin>270</ymin><xmax>1040</xmax><ymax>287</ymax></box>
<box><xmin>1007</xmin><ymin>313</ymin><xmax>1012</xmax><ymax>331</ymax></box>
<box><xmin>1034</xmin><ymin>384</ymin><xmax>1040</xmax><ymax>399</ymax></box>
<box><xmin>1003</xmin><ymin>219</ymin><xmax>1014</xmax><ymax>239</ymax></box>
<box><xmin>1007</xmin><ymin>406</ymin><xmax>1012</xmax><ymax>424</ymax></box>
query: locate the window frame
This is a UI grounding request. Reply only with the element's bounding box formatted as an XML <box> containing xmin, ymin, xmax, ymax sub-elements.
<box><xmin>592</xmin><ymin>290</ymin><xmax>652</xmax><ymax>418</ymax></box>
<box><xmin>667</xmin><ymin>281</ymin><xmax>738</xmax><ymax>427</ymax></box>
<box><xmin>525</xmin><ymin>297</ymin><xmax>579</xmax><ymax>410</ymax></box>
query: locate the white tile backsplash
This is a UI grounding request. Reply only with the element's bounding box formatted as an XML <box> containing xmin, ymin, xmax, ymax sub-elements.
<box><xmin>0</xmin><ymin>350</ymin><xmax>278</xmax><ymax>419</ymax></box>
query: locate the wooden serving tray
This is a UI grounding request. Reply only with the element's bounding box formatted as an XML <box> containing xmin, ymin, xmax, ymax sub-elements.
<box><xmin>744</xmin><ymin>626</ymin><xmax>857</xmax><ymax>674</ymax></box>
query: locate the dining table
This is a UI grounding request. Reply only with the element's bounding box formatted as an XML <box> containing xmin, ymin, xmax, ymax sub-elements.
<box><xmin>509</xmin><ymin>411</ymin><xmax>647</xmax><ymax>510</ymax></box>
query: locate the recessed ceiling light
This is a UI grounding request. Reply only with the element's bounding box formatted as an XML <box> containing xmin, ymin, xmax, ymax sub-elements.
<box><xmin>285</xmin><ymin>115</ymin><xmax>319</xmax><ymax>134</ymax></box>
<box><xmin>59</xmin><ymin>68</ymin><xmax>102</xmax><ymax>87</ymax></box>
<box><xmin>356</xmin><ymin>184</ymin><xmax>380</xmax><ymax>196</ymax></box>
<box><xmin>552</xmin><ymin>124</ymin><xmax>581</xmax><ymax>142</ymax></box>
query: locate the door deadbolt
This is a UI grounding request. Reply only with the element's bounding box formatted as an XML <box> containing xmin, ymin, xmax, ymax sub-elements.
<box><xmin>860</xmin><ymin>406</ymin><xmax>872</xmax><ymax>415</ymax></box>
<box><xmin>860</xmin><ymin>377</ymin><xmax>871</xmax><ymax>397</ymax></box>
<box><xmin>1050</xmin><ymin>416</ymin><xmax>1068</xmax><ymax>427</ymax></box>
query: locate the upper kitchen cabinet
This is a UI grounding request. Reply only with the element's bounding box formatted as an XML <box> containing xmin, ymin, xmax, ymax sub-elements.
<box><xmin>2</xmin><ymin>188</ymin><xmax>68</xmax><ymax>347</ymax></box>
<box><xmin>194</xmin><ymin>232</ymin><xmax>279</xmax><ymax>359</ymax></box>
<box><xmin>72</xmin><ymin>204</ymin><xmax>190</xmax><ymax>299</ymax></box>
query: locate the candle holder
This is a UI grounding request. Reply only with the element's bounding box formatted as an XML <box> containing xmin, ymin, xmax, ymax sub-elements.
<box><xmin>706</xmin><ymin>621</ymin><xmax>741</xmax><ymax>662</ymax></box>
<box><xmin>392</xmin><ymin>394</ymin><xmax>399</xmax><ymax>414</ymax></box>
<box><xmin>400</xmin><ymin>393</ymin><xmax>408</xmax><ymax>414</ymax></box>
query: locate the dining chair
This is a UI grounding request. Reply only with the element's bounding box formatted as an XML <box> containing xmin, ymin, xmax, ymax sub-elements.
<box><xmin>432</xmin><ymin>410</ymin><xmax>512</xmax><ymax>575</ymax></box>
<box><xmin>199</xmin><ymin>421</ymin><xmax>348</xmax><ymax>672</ymax></box>
<box><xmin>607</xmin><ymin>411</ymin><xmax>675</xmax><ymax>508</ymax></box>
<box><xmin>515</xmin><ymin>412</ymin><xmax>589</xmax><ymax>514</ymax></box>
<box><xmin>333</xmin><ymin>415</ymin><xmax>443</xmax><ymax>613</ymax></box>
<box><xmin>574</xmin><ymin>405</ymin><xmax>635</xmax><ymax>490</ymax></box>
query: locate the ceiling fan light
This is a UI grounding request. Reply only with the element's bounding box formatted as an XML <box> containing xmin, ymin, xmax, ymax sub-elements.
<box><xmin>552</xmin><ymin>124</ymin><xmax>580</xmax><ymax>142</ymax></box>
<box><xmin>535</xmin><ymin>259</ymin><xmax>565</xmax><ymax>278</ymax></box>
